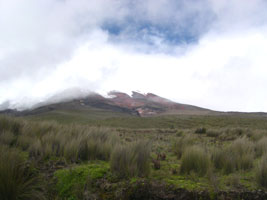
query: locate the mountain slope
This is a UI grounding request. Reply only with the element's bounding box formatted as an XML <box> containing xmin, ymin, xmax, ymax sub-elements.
<box><xmin>0</xmin><ymin>91</ymin><xmax>213</xmax><ymax>118</ymax></box>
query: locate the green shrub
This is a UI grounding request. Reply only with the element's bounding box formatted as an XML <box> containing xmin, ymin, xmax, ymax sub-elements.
<box><xmin>0</xmin><ymin>145</ymin><xmax>45</xmax><ymax>200</ymax></box>
<box><xmin>111</xmin><ymin>141</ymin><xmax>151</xmax><ymax>178</ymax></box>
<box><xmin>54</xmin><ymin>162</ymin><xmax>109</xmax><ymax>199</ymax></box>
<box><xmin>180</xmin><ymin>145</ymin><xmax>211</xmax><ymax>176</ymax></box>
<box><xmin>256</xmin><ymin>155</ymin><xmax>267</xmax><ymax>188</ymax></box>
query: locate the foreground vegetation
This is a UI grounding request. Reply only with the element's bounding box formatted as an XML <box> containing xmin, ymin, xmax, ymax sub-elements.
<box><xmin>1</xmin><ymin>114</ymin><xmax>267</xmax><ymax>199</ymax></box>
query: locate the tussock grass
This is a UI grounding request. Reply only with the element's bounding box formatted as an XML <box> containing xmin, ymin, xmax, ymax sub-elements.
<box><xmin>256</xmin><ymin>155</ymin><xmax>267</xmax><ymax>188</ymax></box>
<box><xmin>211</xmin><ymin>147</ymin><xmax>225</xmax><ymax>170</ymax></box>
<box><xmin>206</xmin><ymin>130</ymin><xmax>221</xmax><ymax>137</ymax></box>
<box><xmin>180</xmin><ymin>145</ymin><xmax>211</xmax><ymax>176</ymax></box>
<box><xmin>0</xmin><ymin>117</ymin><xmax>118</xmax><ymax>162</ymax></box>
<box><xmin>111</xmin><ymin>141</ymin><xmax>151</xmax><ymax>178</ymax></box>
<box><xmin>0</xmin><ymin>131</ymin><xmax>15</xmax><ymax>146</ymax></box>
<box><xmin>0</xmin><ymin>116</ymin><xmax>22</xmax><ymax>135</ymax></box>
<box><xmin>212</xmin><ymin>137</ymin><xmax>254</xmax><ymax>174</ymax></box>
<box><xmin>195</xmin><ymin>127</ymin><xmax>206</xmax><ymax>134</ymax></box>
<box><xmin>173</xmin><ymin>134</ymin><xmax>195</xmax><ymax>159</ymax></box>
<box><xmin>255</xmin><ymin>137</ymin><xmax>267</xmax><ymax>157</ymax></box>
<box><xmin>2</xmin><ymin>115</ymin><xmax>267</xmax><ymax>195</ymax></box>
<box><xmin>228</xmin><ymin>137</ymin><xmax>254</xmax><ymax>171</ymax></box>
<box><xmin>0</xmin><ymin>145</ymin><xmax>45</xmax><ymax>200</ymax></box>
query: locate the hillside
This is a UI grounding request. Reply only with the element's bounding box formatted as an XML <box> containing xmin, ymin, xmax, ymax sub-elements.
<box><xmin>0</xmin><ymin>91</ymin><xmax>213</xmax><ymax>118</ymax></box>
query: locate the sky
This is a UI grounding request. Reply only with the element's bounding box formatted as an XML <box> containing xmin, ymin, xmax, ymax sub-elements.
<box><xmin>1</xmin><ymin>0</ymin><xmax>267</xmax><ymax>112</ymax></box>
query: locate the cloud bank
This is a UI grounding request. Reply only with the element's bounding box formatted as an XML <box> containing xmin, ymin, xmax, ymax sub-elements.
<box><xmin>1</xmin><ymin>0</ymin><xmax>267</xmax><ymax>112</ymax></box>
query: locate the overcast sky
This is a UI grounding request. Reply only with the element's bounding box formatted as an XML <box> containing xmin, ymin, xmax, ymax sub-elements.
<box><xmin>1</xmin><ymin>0</ymin><xmax>267</xmax><ymax>112</ymax></box>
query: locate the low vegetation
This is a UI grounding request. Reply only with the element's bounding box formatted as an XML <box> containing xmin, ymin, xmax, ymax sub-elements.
<box><xmin>1</xmin><ymin>115</ymin><xmax>267</xmax><ymax>199</ymax></box>
<box><xmin>55</xmin><ymin>162</ymin><xmax>109</xmax><ymax>199</ymax></box>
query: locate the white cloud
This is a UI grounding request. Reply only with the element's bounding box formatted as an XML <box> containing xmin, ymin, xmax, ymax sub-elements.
<box><xmin>1</xmin><ymin>0</ymin><xmax>267</xmax><ymax>112</ymax></box>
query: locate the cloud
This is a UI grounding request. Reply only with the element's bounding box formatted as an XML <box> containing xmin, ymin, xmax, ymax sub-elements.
<box><xmin>1</xmin><ymin>0</ymin><xmax>267</xmax><ymax>112</ymax></box>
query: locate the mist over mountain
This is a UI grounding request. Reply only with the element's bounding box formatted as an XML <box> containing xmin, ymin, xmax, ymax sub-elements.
<box><xmin>1</xmin><ymin>0</ymin><xmax>267</xmax><ymax>112</ymax></box>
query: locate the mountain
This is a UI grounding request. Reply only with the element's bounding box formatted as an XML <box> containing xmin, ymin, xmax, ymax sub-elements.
<box><xmin>0</xmin><ymin>91</ymin><xmax>213</xmax><ymax>117</ymax></box>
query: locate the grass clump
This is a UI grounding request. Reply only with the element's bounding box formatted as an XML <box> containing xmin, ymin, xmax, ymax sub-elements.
<box><xmin>0</xmin><ymin>117</ymin><xmax>22</xmax><ymax>135</ymax></box>
<box><xmin>256</xmin><ymin>155</ymin><xmax>267</xmax><ymax>188</ymax></box>
<box><xmin>180</xmin><ymin>145</ymin><xmax>211</xmax><ymax>176</ymax></box>
<box><xmin>255</xmin><ymin>137</ymin><xmax>267</xmax><ymax>157</ymax></box>
<box><xmin>211</xmin><ymin>147</ymin><xmax>225</xmax><ymax>170</ymax></box>
<box><xmin>0</xmin><ymin>116</ymin><xmax>118</xmax><ymax>163</ymax></box>
<box><xmin>206</xmin><ymin>130</ymin><xmax>220</xmax><ymax>137</ymax></box>
<box><xmin>0</xmin><ymin>145</ymin><xmax>45</xmax><ymax>200</ymax></box>
<box><xmin>212</xmin><ymin>137</ymin><xmax>254</xmax><ymax>174</ymax></box>
<box><xmin>228</xmin><ymin>137</ymin><xmax>254</xmax><ymax>171</ymax></box>
<box><xmin>195</xmin><ymin>127</ymin><xmax>206</xmax><ymax>134</ymax></box>
<box><xmin>173</xmin><ymin>134</ymin><xmax>195</xmax><ymax>159</ymax></box>
<box><xmin>111</xmin><ymin>141</ymin><xmax>151</xmax><ymax>178</ymax></box>
<box><xmin>0</xmin><ymin>131</ymin><xmax>15</xmax><ymax>146</ymax></box>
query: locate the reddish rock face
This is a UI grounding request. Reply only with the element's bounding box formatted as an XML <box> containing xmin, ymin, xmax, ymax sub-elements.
<box><xmin>105</xmin><ymin>91</ymin><xmax>179</xmax><ymax>116</ymax></box>
<box><xmin>108</xmin><ymin>91</ymin><xmax>144</xmax><ymax>109</ymax></box>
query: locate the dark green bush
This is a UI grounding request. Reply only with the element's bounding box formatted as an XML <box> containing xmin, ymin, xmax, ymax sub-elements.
<box><xmin>54</xmin><ymin>162</ymin><xmax>109</xmax><ymax>199</ymax></box>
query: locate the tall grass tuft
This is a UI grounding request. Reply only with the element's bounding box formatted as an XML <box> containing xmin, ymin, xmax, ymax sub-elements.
<box><xmin>228</xmin><ymin>137</ymin><xmax>254</xmax><ymax>171</ymax></box>
<box><xmin>255</xmin><ymin>137</ymin><xmax>267</xmax><ymax>158</ymax></box>
<box><xmin>111</xmin><ymin>141</ymin><xmax>151</xmax><ymax>178</ymax></box>
<box><xmin>0</xmin><ymin>131</ymin><xmax>15</xmax><ymax>146</ymax></box>
<box><xmin>0</xmin><ymin>117</ymin><xmax>22</xmax><ymax>136</ymax></box>
<box><xmin>173</xmin><ymin>134</ymin><xmax>195</xmax><ymax>159</ymax></box>
<box><xmin>211</xmin><ymin>147</ymin><xmax>225</xmax><ymax>170</ymax></box>
<box><xmin>180</xmin><ymin>145</ymin><xmax>211</xmax><ymax>176</ymax></box>
<box><xmin>256</xmin><ymin>155</ymin><xmax>267</xmax><ymax>188</ymax></box>
<box><xmin>0</xmin><ymin>145</ymin><xmax>45</xmax><ymax>200</ymax></box>
<box><xmin>212</xmin><ymin>137</ymin><xmax>254</xmax><ymax>174</ymax></box>
<box><xmin>21</xmin><ymin>123</ymin><xmax>119</xmax><ymax>162</ymax></box>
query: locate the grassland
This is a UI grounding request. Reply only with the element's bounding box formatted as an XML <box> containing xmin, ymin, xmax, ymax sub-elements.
<box><xmin>25</xmin><ymin>108</ymin><xmax>267</xmax><ymax>129</ymax></box>
<box><xmin>1</xmin><ymin>113</ymin><xmax>267</xmax><ymax>199</ymax></box>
